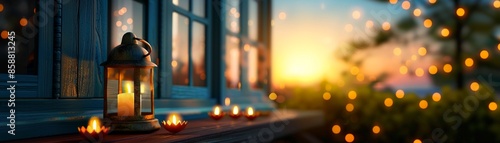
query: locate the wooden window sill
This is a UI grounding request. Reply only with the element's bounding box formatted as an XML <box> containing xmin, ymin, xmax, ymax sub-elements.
<box><xmin>10</xmin><ymin>110</ymin><xmax>323</xmax><ymax>143</ymax></box>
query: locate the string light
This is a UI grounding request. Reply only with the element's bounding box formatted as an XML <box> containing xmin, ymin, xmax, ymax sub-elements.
<box><xmin>441</xmin><ymin>28</ymin><xmax>450</xmax><ymax>37</ymax></box>
<box><xmin>413</xmin><ymin>8</ymin><xmax>422</xmax><ymax>17</ymax></box>
<box><xmin>372</xmin><ymin>125</ymin><xmax>381</xmax><ymax>134</ymax></box>
<box><xmin>443</xmin><ymin>64</ymin><xmax>452</xmax><ymax>73</ymax></box>
<box><xmin>489</xmin><ymin>102</ymin><xmax>498</xmax><ymax>111</ymax></box>
<box><xmin>345</xmin><ymin>133</ymin><xmax>355</xmax><ymax>143</ymax></box>
<box><xmin>384</xmin><ymin>98</ymin><xmax>393</xmax><ymax>107</ymax></box>
<box><xmin>402</xmin><ymin>1</ymin><xmax>411</xmax><ymax>10</ymax></box>
<box><xmin>456</xmin><ymin>8</ymin><xmax>465</xmax><ymax>17</ymax></box>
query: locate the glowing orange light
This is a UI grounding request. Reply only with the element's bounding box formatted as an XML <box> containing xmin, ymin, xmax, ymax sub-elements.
<box><xmin>356</xmin><ymin>74</ymin><xmax>364</xmax><ymax>82</ymax></box>
<box><xmin>415</xmin><ymin>68</ymin><xmax>424</xmax><ymax>77</ymax></box>
<box><xmin>171</xmin><ymin>60</ymin><xmax>178</xmax><ymax>68</ymax></box>
<box><xmin>470</xmin><ymin>82</ymin><xmax>479</xmax><ymax>91</ymax></box>
<box><xmin>127</xmin><ymin>18</ymin><xmax>133</xmax><ymax>24</ymax></box>
<box><xmin>465</xmin><ymin>58</ymin><xmax>474</xmax><ymax>67</ymax></box>
<box><xmin>400</xmin><ymin>66</ymin><xmax>408</xmax><ymax>74</ymax></box>
<box><xmin>348</xmin><ymin>91</ymin><xmax>357</xmax><ymax>100</ymax></box>
<box><xmin>350</xmin><ymin>66</ymin><xmax>360</xmax><ymax>75</ymax></box>
<box><xmin>413</xmin><ymin>8</ymin><xmax>421</xmax><ymax>17</ymax></box>
<box><xmin>393</xmin><ymin>47</ymin><xmax>402</xmax><ymax>56</ymax></box>
<box><xmin>269</xmin><ymin>93</ymin><xmax>277</xmax><ymax>100</ymax></box>
<box><xmin>396</xmin><ymin>90</ymin><xmax>405</xmax><ymax>99</ymax></box>
<box><xmin>352</xmin><ymin>11</ymin><xmax>361</xmax><ymax>20</ymax></box>
<box><xmin>345</xmin><ymin>133</ymin><xmax>355</xmax><ymax>143</ymax></box>
<box><xmin>116</xmin><ymin>21</ymin><xmax>123</xmax><ymax>27</ymax></box>
<box><xmin>428</xmin><ymin>65</ymin><xmax>438</xmax><ymax>75</ymax></box>
<box><xmin>418</xmin><ymin>47</ymin><xmax>427</xmax><ymax>56</ymax></box>
<box><xmin>443</xmin><ymin>64</ymin><xmax>452</xmax><ymax>73</ymax></box>
<box><xmin>402</xmin><ymin>1</ymin><xmax>411</xmax><ymax>10</ymax></box>
<box><xmin>232</xmin><ymin>106</ymin><xmax>239</xmax><ymax>115</ymax></box>
<box><xmin>346</xmin><ymin>103</ymin><xmax>354</xmax><ymax>112</ymax></box>
<box><xmin>384</xmin><ymin>98</ymin><xmax>393</xmax><ymax>107</ymax></box>
<box><xmin>389</xmin><ymin>0</ymin><xmax>397</xmax><ymax>4</ymax></box>
<box><xmin>20</xmin><ymin>18</ymin><xmax>28</xmax><ymax>27</ymax></box>
<box><xmin>414</xmin><ymin>139</ymin><xmax>423</xmax><ymax>143</ymax></box>
<box><xmin>366</xmin><ymin>20</ymin><xmax>374</xmax><ymax>28</ymax></box>
<box><xmin>441</xmin><ymin>28</ymin><xmax>450</xmax><ymax>37</ymax></box>
<box><xmin>214</xmin><ymin>106</ymin><xmax>221</xmax><ymax>115</ymax></box>
<box><xmin>423</xmin><ymin>19</ymin><xmax>432</xmax><ymax>28</ymax></box>
<box><xmin>494</xmin><ymin>1</ymin><xmax>500</xmax><ymax>8</ymax></box>
<box><xmin>419</xmin><ymin>100</ymin><xmax>428</xmax><ymax>109</ymax></box>
<box><xmin>489</xmin><ymin>102</ymin><xmax>497</xmax><ymax>111</ymax></box>
<box><xmin>480</xmin><ymin>50</ymin><xmax>489</xmax><ymax>59</ymax></box>
<box><xmin>323</xmin><ymin>92</ymin><xmax>331</xmax><ymax>100</ymax></box>
<box><xmin>0</xmin><ymin>4</ymin><xmax>4</xmax><ymax>12</ymax></box>
<box><xmin>247</xmin><ymin>107</ymin><xmax>254</xmax><ymax>115</ymax></box>
<box><xmin>1</xmin><ymin>30</ymin><xmax>8</xmax><ymax>39</ymax></box>
<box><xmin>432</xmin><ymin>92</ymin><xmax>441</xmax><ymax>102</ymax></box>
<box><xmin>332</xmin><ymin>125</ymin><xmax>341</xmax><ymax>134</ymax></box>
<box><xmin>456</xmin><ymin>8</ymin><xmax>465</xmax><ymax>17</ymax></box>
<box><xmin>382</xmin><ymin>22</ymin><xmax>391</xmax><ymax>31</ymax></box>
<box><xmin>372</xmin><ymin>125</ymin><xmax>381</xmax><ymax>134</ymax></box>
<box><xmin>225</xmin><ymin>97</ymin><xmax>231</xmax><ymax>106</ymax></box>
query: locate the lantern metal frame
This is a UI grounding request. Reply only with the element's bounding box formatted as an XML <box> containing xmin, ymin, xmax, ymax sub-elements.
<box><xmin>101</xmin><ymin>32</ymin><xmax>160</xmax><ymax>132</ymax></box>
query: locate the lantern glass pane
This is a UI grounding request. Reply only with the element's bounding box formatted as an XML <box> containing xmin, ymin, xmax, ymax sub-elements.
<box><xmin>106</xmin><ymin>68</ymin><xmax>152</xmax><ymax>116</ymax></box>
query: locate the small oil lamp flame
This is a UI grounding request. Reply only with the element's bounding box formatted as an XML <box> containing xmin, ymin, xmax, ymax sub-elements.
<box><xmin>77</xmin><ymin>117</ymin><xmax>109</xmax><ymax>142</ymax></box>
<box><xmin>208</xmin><ymin>105</ymin><xmax>224</xmax><ymax>120</ymax></box>
<box><xmin>162</xmin><ymin>113</ymin><xmax>187</xmax><ymax>134</ymax></box>
<box><xmin>229</xmin><ymin>105</ymin><xmax>241</xmax><ymax>119</ymax></box>
<box><xmin>244</xmin><ymin>107</ymin><xmax>259</xmax><ymax>121</ymax></box>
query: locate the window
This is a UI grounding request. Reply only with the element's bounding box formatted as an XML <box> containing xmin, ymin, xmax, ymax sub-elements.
<box><xmin>225</xmin><ymin>0</ymin><xmax>241</xmax><ymax>89</ymax></box>
<box><xmin>110</xmin><ymin>0</ymin><xmax>146</xmax><ymax>48</ymax></box>
<box><xmin>0</xmin><ymin>0</ymin><xmax>52</xmax><ymax>98</ymax></box>
<box><xmin>171</xmin><ymin>0</ymin><xmax>208</xmax><ymax>87</ymax></box>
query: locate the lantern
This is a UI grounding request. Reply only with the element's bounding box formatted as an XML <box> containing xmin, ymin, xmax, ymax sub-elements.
<box><xmin>100</xmin><ymin>32</ymin><xmax>160</xmax><ymax>132</ymax></box>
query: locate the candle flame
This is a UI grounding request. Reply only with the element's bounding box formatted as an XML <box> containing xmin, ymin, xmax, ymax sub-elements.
<box><xmin>125</xmin><ymin>82</ymin><xmax>132</xmax><ymax>93</ymax></box>
<box><xmin>86</xmin><ymin>116</ymin><xmax>102</xmax><ymax>133</ymax></box>
<box><xmin>247</xmin><ymin>107</ymin><xmax>254</xmax><ymax>115</ymax></box>
<box><xmin>232</xmin><ymin>106</ymin><xmax>239</xmax><ymax>115</ymax></box>
<box><xmin>214</xmin><ymin>106</ymin><xmax>221</xmax><ymax>115</ymax></box>
<box><xmin>173</xmin><ymin>115</ymin><xmax>177</xmax><ymax>125</ymax></box>
<box><xmin>166</xmin><ymin>112</ymin><xmax>182</xmax><ymax>126</ymax></box>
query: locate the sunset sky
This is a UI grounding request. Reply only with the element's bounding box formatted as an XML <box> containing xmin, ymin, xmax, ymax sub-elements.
<box><xmin>272</xmin><ymin>0</ymin><xmax>436</xmax><ymax>90</ymax></box>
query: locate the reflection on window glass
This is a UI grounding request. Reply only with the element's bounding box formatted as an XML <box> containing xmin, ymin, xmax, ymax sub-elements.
<box><xmin>192</xmin><ymin>0</ymin><xmax>205</xmax><ymax>17</ymax></box>
<box><xmin>225</xmin><ymin>35</ymin><xmax>240</xmax><ymax>88</ymax></box>
<box><xmin>247</xmin><ymin>45</ymin><xmax>258</xmax><ymax>89</ymax></box>
<box><xmin>111</xmin><ymin>0</ymin><xmax>144</xmax><ymax>48</ymax></box>
<box><xmin>172</xmin><ymin>0</ymin><xmax>189</xmax><ymax>10</ymax></box>
<box><xmin>226</xmin><ymin>0</ymin><xmax>240</xmax><ymax>33</ymax></box>
<box><xmin>249</xmin><ymin>0</ymin><xmax>258</xmax><ymax>40</ymax></box>
<box><xmin>172</xmin><ymin>12</ymin><xmax>189</xmax><ymax>85</ymax></box>
<box><xmin>192</xmin><ymin>22</ymin><xmax>206</xmax><ymax>86</ymax></box>
<box><xmin>0</xmin><ymin>0</ymin><xmax>38</xmax><ymax>75</ymax></box>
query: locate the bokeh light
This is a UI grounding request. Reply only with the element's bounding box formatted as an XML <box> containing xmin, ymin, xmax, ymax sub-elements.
<box><xmin>393</xmin><ymin>47</ymin><xmax>402</xmax><ymax>56</ymax></box>
<box><xmin>415</xmin><ymin>68</ymin><xmax>424</xmax><ymax>77</ymax></box>
<box><xmin>389</xmin><ymin>0</ymin><xmax>397</xmax><ymax>4</ymax></box>
<box><xmin>350</xmin><ymin>66</ymin><xmax>360</xmax><ymax>75</ymax></box>
<box><xmin>495</xmin><ymin>0</ymin><xmax>500</xmax><ymax>8</ymax></box>
<box><xmin>456</xmin><ymin>8</ymin><xmax>465</xmax><ymax>17</ymax></box>
<box><xmin>428</xmin><ymin>65</ymin><xmax>438</xmax><ymax>75</ymax></box>
<box><xmin>428</xmin><ymin>0</ymin><xmax>437</xmax><ymax>4</ymax></box>
<box><xmin>396</xmin><ymin>89</ymin><xmax>405</xmax><ymax>99</ymax></box>
<box><xmin>384</xmin><ymin>98</ymin><xmax>393</xmax><ymax>107</ymax></box>
<box><xmin>366</xmin><ymin>20</ymin><xmax>374</xmax><ymax>28</ymax></box>
<box><xmin>269</xmin><ymin>93</ymin><xmax>277</xmax><ymax>100</ymax></box>
<box><xmin>382</xmin><ymin>22</ymin><xmax>391</xmax><ymax>31</ymax></box>
<box><xmin>279</xmin><ymin>12</ymin><xmax>287</xmax><ymax>20</ymax></box>
<box><xmin>345</xmin><ymin>133</ymin><xmax>355</xmax><ymax>143</ymax></box>
<box><xmin>345</xmin><ymin>24</ymin><xmax>353</xmax><ymax>32</ymax></box>
<box><xmin>372</xmin><ymin>125</ymin><xmax>381</xmax><ymax>134</ymax></box>
<box><xmin>489</xmin><ymin>102</ymin><xmax>498</xmax><ymax>111</ymax></box>
<box><xmin>432</xmin><ymin>92</ymin><xmax>441</xmax><ymax>102</ymax></box>
<box><xmin>413</xmin><ymin>8</ymin><xmax>421</xmax><ymax>17</ymax></box>
<box><xmin>402</xmin><ymin>1</ymin><xmax>411</xmax><ymax>10</ymax></box>
<box><xmin>419</xmin><ymin>100</ymin><xmax>428</xmax><ymax>109</ymax></box>
<box><xmin>0</xmin><ymin>4</ymin><xmax>3</xmax><ymax>12</ymax></box>
<box><xmin>441</xmin><ymin>28</ymin><xmax>450</xmax><ymax>37</ymax></box>
<box><xmin>400</xmin><ymin>66</ymin><xmax>408</xmax><ymax>74</ymax></box>
<box><xmin>465</xmin><ymin>58</ymin><xmax>474</xmax><ymax>67</ymax></box>
<box><xmin>332</xmin><ymin>125</ymin><xmax>341</xmax><ymax>134</ymax></box>
<box><xmin>352</xmin><ymin>10</ymin><xmax>361</xmax><ymax>19</ymax></box>
<box><xmin>414</xmin><ymin>139</ymin><xmax>422</xmax><ymax>143</ymax></box>
<box><xmin>346</xmin><ymin>103</ymin><xmax>354</xmax><ymax>112</ymax></box>
<box><xmin>348</xmin><ymin>91</ymin><xmax>357</xmax><ymax>100</ymax></box>
<box><xmin>423</xmin><ymin>19</ymin><xmax>432</xmax><ymax>28</ymax></box>
<box><xmin>20</xmin><ymin>18</ymin><xmax>28</xmax><ymax>27</ymax></box>
<box><xmin>470</xmin><ymin>82</ymin><xmax>479</xmax><ymax>91</ymax></box>
<box><xmin>443</xmin><ymin>64</ymin><xmax>452</xmax><ymax>73</ymax></box>
<box><xmin>323</xmin><ymin>92</ymin><xmax>331</xmax><ymax>100</ymax></box>
<box><xmin>480</xmin><ymin>50</ymin><xmax>489</xmax><ymax>59</ymax></box>
<box><xmin>356</xmin><ymin>74</ymin><xmax>365</xmax><ymax>82</ymax></box>
<box><xmin>418</xmin><ymin>47</ymin><xmax>427</xmax><ymax>56</ymax></box>
<box><xmin>1</xmin><ymin>30</ymin><xmax>8</xmax><ymax>39</ymax></box>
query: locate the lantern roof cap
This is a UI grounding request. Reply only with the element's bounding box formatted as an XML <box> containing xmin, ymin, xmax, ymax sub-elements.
<box><xmin>101</xmin><ymin>32</ymin><xmax>157</xmax><ymax>67</ymax></box>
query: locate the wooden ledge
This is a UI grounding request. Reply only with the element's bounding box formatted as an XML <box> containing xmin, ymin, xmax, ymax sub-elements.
<box><xmin>11</xmin><ymin>110</ymin><xmax>323</xmax><ymax>143</ymax></box>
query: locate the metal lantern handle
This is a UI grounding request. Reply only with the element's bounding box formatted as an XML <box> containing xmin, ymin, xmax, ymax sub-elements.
<box><xmin>135</xmin><ymin>38</ymin><xmax>152</xmax><ymax>57</ymax></box>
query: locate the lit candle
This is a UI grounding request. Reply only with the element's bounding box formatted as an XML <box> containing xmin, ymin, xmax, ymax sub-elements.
<box><xmin>208</xmin><ymin>105</ymin><xmax>224</xmax><ymax>120</ymax></box>
<box><xmin>229</xmin><ymin>105</ymin><xmax>241</xmax><ymax>119</ymax></box>
<box><xmin>117</xmin><ymin>82</ymin><xmax>134</xmax><ymax>116</ymax></box>
<box><xmin>244</xmin><ymin>106</ymin><xmax>259</xmax><ymax>121</ymax></box>
<box><xmin>77</xmin><ymin>116</ymin><xmax>109</xmax><ymax>141</ymax></box>
<box><xmin>162</xmin><ymin>113</ymin><xmax>188</xmax><ymax>134</ymax></box>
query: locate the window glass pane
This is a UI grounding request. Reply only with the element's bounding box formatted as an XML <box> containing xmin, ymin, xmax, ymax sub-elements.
<box><xmin>111</xmin><ymin>0</ymin><xmax>145</xmax><ymax>48</ymax></box>
<box><xmin>192</xmin><ymin>0</ymin><xmax>205</xmax><ymax>17</ymax></box>
<box><xmin>0</xmin><ymin>0</ymin><xmax>38</xmax><ymax>75</ymax></box>
<box><xmin>172</xmin><ymin>0</ymin><xmax>189</xmax><ymax>10</ymax></box>
<box><xmin>225</xmin><ymin>35</ymin><xmax>240</xmax><ymax>88</ymax></box>
<box><xmin>247</xmin><ymin>45</ymin><xmax>258</xmax><ymax>89</ymax></box>
<box><xmin>226</xmin><ymin>0</ymin><xmax>240</xmax><ymax>33</ymax></box>
<box><xmin>172</xmin><ymin>12</ymin><xmax>189</xmax><ymax>85</ymax></box>
<box><xmin>192</xmin><ymin>22</ymin><xmax>206</xmax><ymax>86</ymax></box>
<box><xmin>248</xmin><ymin>0</ymin><xmax>258</xmax><ymax>41</ymax></box>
